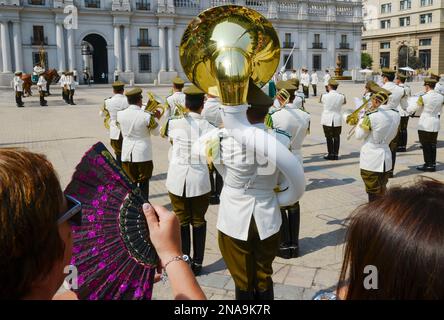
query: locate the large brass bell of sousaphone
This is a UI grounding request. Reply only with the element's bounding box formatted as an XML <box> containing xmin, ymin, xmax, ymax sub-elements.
<box><xmin>179</xmin><ymin>5</ymin><xmax>280</xmax><ymax>106</ymax></box>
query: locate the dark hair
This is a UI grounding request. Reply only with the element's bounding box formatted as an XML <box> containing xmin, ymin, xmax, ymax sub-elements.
<box><xmin>397</xmin><ymin>77</ymin><xmax>406</xmax><ymax>84</ymax></box>
<box><xmin>330</xmin><ymin>84</ymin><xmax>339</xmax><ymax>90</ymax></box>
<box><xmin>114</xmin><ymin>88</ymin><xmax>124</xmax><ymax>94</ymax></box>
<box><xmin>427</xmin><ymin>82</ymin><xmax>436</xmax><ymax>89</ymax></box>
<box><xmin>127</xmin><ymin>94</ymin><xmax>142</xmax><ymax>105</ymax></box>
<box><xmin>185</xmin><ymin>95</ymin><xmax>204</xmax><ymax>112</ymax></box>
<box><xmin>173</xmin><ymin>83</ymin><xmax>184</xmax><ymax>91</ymax></box>
<box><xmin>338</xmin><ymin>177</ymin><xmax>444</xmax><ymax>299</ymax></box>
<box><xmin>247</xmin><ymin>105</ymin><xmax>269</xmax><ymax>123</ymax></box>
<box><xmin>383</xmin><ymin>73</ymin><xmax>395</xmax><ymax>82</ymax></box>
<box><xmin>0</xmin><ymin>149</ymin><xmax>65</xmax><ymax>299</ymax></box>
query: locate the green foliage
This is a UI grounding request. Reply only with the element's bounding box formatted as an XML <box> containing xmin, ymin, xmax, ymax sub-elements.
<box><xmin>361</xmin><ymin>52</ymin><xmax>373</xmax><ymax>69</ymax></box>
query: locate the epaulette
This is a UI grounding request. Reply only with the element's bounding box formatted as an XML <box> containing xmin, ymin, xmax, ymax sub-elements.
<box><xmin>274</xmin><ymin>128</ymin><xmax>292</xmax><ymax>140</ymax></box>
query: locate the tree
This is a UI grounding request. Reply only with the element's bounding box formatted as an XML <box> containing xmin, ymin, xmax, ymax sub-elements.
<box><xmin>361</xmin><ymin>52</ymin><xmax>373</xmax><ymax>69</ymax></box>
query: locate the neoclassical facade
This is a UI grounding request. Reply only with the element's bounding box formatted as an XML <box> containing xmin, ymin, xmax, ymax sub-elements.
<box><xmin>0</xmin><ymin>0</ymin><xmax>362</xmax><ymax>85</ymax></box>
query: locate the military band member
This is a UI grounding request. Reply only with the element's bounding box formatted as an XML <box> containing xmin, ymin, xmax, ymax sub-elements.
<box><xmin>117</xmin><ymin>87</ymin><xmax>160</xmax><ymax>199</ymax></box>
<box><xmin>65</xmin><ymin>72</ymin><xmax>77</xmax><ymax>105</ymax></box>
<box><xmin>300</xmin><ymin>68</ymin><xmax>310</xmax><ymax>99</ymax></box>
<box><xmin>101</xmin><ymin>81</ymin><xmax>129</xmax><ymax>165</ymax></box>
<box><xmin>36</xmin><ymin>70</ymin><xmax>48</xmax><ymax>107</ymax></box>
<box><xmin>355</xmin><ymin>89</ymin><xmax>400</xmax><ymax>202</ymax></box>
<box><xmin>267</xmin><ymin>80</ymin><xmax>310</xmax><ymax>259</ymax></box>
<box><xmin>59</xmin><ymin>71</ymin><xmax>68</xmax><ymax>103</ymax></box>
<box><xmin>202</xmin><ymin>88</ymin><xmax>223</xmax><ymax>204</ymax></box>
<box><xmin>407</xmin><ymin>78</ymin><xmax>444</xmax><ymax>172</ymax></box>
<box><xmin>431</xmin><ymin>73</ymin><xmax>444</xmax><ymax>96</ymax></box>
<box><xmin>323</xmin><ymin>70</ymin><xmax>331</xmax><ymax>92</ymax></box>
<box><xmin>164</xmin><ymin>85</ymin><xmax>214</xmax><ymax>275</ymax></box>
<box><xmin>311</xmin><ymin>70</ymin><xmax>318</xmax><ymax>97</ymax></box>
<box><xmin>210</xmin><ymin>83</ymin><xmax>289</xmax><ymax>300</ymax></box>
<box><xmin>394</xmin><ymin>74</ymin><xmax>411</xmax><ymax>152</ymax></box>
<box><xmin>13</xmin><ymin>71</ymin><xmax>24</xmax><ymax>108</ymax></box>
<box><xmin>320</xmin><ymin>79</ymin><xmax>346</xmax><ymax>160</ymax></box>
<box><xmin>165</xmin><ymin>77</ymin><xmax>186</xmax><ymax>119</ymax></box>
<box><xmin>381</xmin><ymin>68</ymin><xmax>405</xmax><ymax>177</ymax></box>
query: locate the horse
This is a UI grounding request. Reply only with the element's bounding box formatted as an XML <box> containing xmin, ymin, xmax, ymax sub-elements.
<box><xmin>22</xmin><ymin>69</ymin><xmax>61</xmax><ymax>97</ymax></box>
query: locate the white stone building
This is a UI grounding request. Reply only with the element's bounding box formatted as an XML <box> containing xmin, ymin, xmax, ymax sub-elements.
<box><xmin>0</xmin><ymin>0</ymin><xmax>363</xmax><ymax>86</ymax></box>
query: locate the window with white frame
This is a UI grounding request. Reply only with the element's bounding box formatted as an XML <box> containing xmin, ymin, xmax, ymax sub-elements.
<box><xmin>420</xmin><ymin>0</ymin><xmax>433</xmax><ymax>7</ymax></box>
<box><xmin>419</xmin><ymin>38</ymin><xmax>432</xmax><ymax>46</ymax></box>
<box><xmin>380</xmin><ymin>20</ymin><xmax>391</xmax><ymax>29</ymax></box>
<box><xmin>419</xmin><ymin>13</ymin><xmax>432</xmax><ymax>24</ymax></box>
<box><xmin>381</xmin><ymin>3</ymin><xmax>391</xmax><ymax>14</ymax></box>
<box><xmin>380</xmin><ymin>42</ymin><xmax>390</xmax><ymax>49</ymax></box>
<box><xmin>399</xmin><ymin>17</ymin><xmax>410</xmax><ymax>27</ymax></box>
<box><xmin>400</xmin><ymin>0</ymin><xmax>411</xmax><ymax>10</ymax></box>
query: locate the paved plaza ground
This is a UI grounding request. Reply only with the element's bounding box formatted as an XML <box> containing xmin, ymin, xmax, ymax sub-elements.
<box><xmin>1</xmin><ymin>81</ymin><xmax>443</xmax><ymax>300</ymax></box>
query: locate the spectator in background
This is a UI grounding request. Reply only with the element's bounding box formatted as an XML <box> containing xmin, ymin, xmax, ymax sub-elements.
<box><xmin>337</xmin><ymin>178</ymin><xmax>444</xmax><ymax>299</ymax></box>
<box><xmin>311</xmin><ymin>70</ymin><xmax>318</xmax><ymax>97</ymax></box>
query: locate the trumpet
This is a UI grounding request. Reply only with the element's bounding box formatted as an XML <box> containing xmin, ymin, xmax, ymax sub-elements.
<box><xmin>345</xmin><ymin>97</ymin><xmax>371</xmax><ymax>140</ymax></box>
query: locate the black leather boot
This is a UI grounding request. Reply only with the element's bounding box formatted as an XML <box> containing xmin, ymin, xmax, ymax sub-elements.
<box><xmin>288</xmin><ymin>203</ymin><xmax>300</xmax><ymax>258</ymax></box>
<box><xmin>235</xmin><ymin>287</ymin><xmax>255</xmax><ymax>300</ymax></box>
<box><xmin>180</xmin><ymin>225</ymin><xmax>191</xmax><ymax>257</ymax></box>
<box><xmin>324</xmin><ymin>137</ymin><xmax>334</xmax><ymax>160</ymax></box>
<box><xmin>397</xmin><ymin>130</ymin><xmax>407</xmax><ymax>152</ymax></box>
<box><xmin>255</xmin><ymin>286</ymin><xmax>274</xmax><ymax>300</ymax></box>
<box><xmin>417</xmin><ymin>143</ymin><xmax>435</xmax><ymax>172</ymax></box>
<box><xmin>192</xmin><ymin>223</ymin><xmax>207</xmax><ymax>276</ymax></box>
<box><xmin>277</xmin><ymin>209</ymin><xmax>292</xmax><ymax>259</ymax></box>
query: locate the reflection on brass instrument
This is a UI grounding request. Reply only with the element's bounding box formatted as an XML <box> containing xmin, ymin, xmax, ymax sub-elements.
<box><xmin>346</xmin><ymin>97</ymin><xmax>371</xmax><ymax>140</ymax></box>
<box><xmin>179</xmin><ymin>5</ymin><xmax>280</xmax><ymax>105</ymax></box>
<box><xmin>173</xmin><ymin>101</ymin><xmax>189</xmax><ymax>117</ymax></box>
<box><xmin>145</xmin><ymin>92</ymin><xmax>166</xmax><ymax>129</ymax></box>
<box><xmin>276</xmin><ymin>88</ymin><xmax>290</xmax><ymax>108</ymax></box>
<box><xmin>100</xmin><ymin>100</ymin><xmax>110</xmax><ymax>129</ymax></box>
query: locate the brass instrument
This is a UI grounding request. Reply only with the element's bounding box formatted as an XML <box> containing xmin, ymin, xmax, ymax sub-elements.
<box><xmin>345</xmin><ymin>97</ymin><xmax>371</xmax><ymax>140</ymax></box>
<box><xmin>173</xmin><ymin>101</ymin><xmax>189</xmax><ymax>117</ymax></box>
<box><xmin>275</xmin><ymin>88</ymin><xmax>290</xmax><ymax>108</ymax></box>
<box><xmin>179</xmin><ymin>5</ymin><xmax>280</xmax><ymax>106</ymax></box>
<box><xmin>100</xmin><ymin>99</ymin><xmax>111</xmax><ymax>130</ymax></box>
<box><xmin>145</xmin><ymin>92</ymin><xmax>166</xmax><ymax>130</ymax></box>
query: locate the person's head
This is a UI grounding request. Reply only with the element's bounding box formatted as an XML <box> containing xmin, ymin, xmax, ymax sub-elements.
<box><xmin>370</xmin><ymin>89</ymin><xmax>389</xmax><ymax>108</ymax></box>
<box><xmin>112</xmin><ymin>81</ymin><xmax>125</xmax><ymax>95</ymax></box>
<box><xmin>381</xmin><ymin>68</ymin><xmax>395</xmax><ymax>83</ymax></box>
<box><xmin>276</xmin><ymin>80</ymin><xmax>296</xmax><ymax>105</ymax></box>
<box><xmin>125</xmin><ymin>87</ymin><xmax>143</xmax><ymax>106</ymax></box>
<box><xmin>338</xmin><ymin>178</ymin><xmax>444</xmax><ymax>299</ymax></box>
<box><xmin>325</xmin><ymin>70</ymin><xmax>329</xmax><ymax>74</ymax></box>
<box><xmin>328</xmin><ymin>79</ymin><xmax>339</xmax><ymax>91</ymax></box>
<box><xmin>172</xmin><ymin>77</ymin><xmax>185</xmax><ymax>92</ymax></box>
<box><xmin>246</xmin><ymin>81</ymin><xmax>273</xmax><ymax>124</ymax></box>
<box><xmin>430</xmin><ymin>72</ymin><xmax>440</xmax><ymax>82</ymax></box>
<box><xmin>395</xmin><ymin>73</ymin><xmax>407</xmax><ymax>85</ymax></box>
<box><xmin>424</xmin><ymin>78</ymin><xmax>437</xmax><ymax>91</ymax></box>
<box><xmin>0</xmin><ymin>149</ymin><xmax>78</xmax><ymax>299</ymax></box>
<box><xmin>184</xmin><ymin>85</ymin><xmax>205</xmax><ymax>113</ymax></box>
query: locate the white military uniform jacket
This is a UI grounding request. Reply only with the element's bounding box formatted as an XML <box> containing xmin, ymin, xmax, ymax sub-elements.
<box><xmin>166</xmin><ymin>91</ymin><xmax>186</xmax><ymax>119</ymax></box>
<box><xmin>65</xmin><ymin>75</ymin><xmax>76</xmax><ymax>90</ymax></box>
<box><xmin>398</xmin><ymin>83</ymin><xmax>411</xmax><ymax>117</ymax></box>
<box><xmin>104</xmin><ymin>94</ymin><xmax>129</xmax><ymax>140</ymax></box>
<box><xmin>407</xmin><ymin>90</ymin><xmax>444</xmax><ymax>132</ymax></box>
<box><xmin>320</xmin><ymin>90</ymin><xmax>345</xmax><ymax>127</ymax></box>
<box><xmin>355</xmin><ymin>107</ymin><xmax>400</xmax><ymax>172</ymax></box>
<box><xmin>382</xmin><ymin>81</ymin><xmax>405</xmax><ymax>111</ymax></box>
<box><xmin>311</xmin><ymin>73</ymin><xmax>318</xmax><ymax>85</ymax></box>
<box><xmin>165</xmin><ymin>112</ymin><xmax>215</xmax><ymax>198</ymax></box>
<box><xmin>13</xmin><ymin>76</ymin><xmax>23</xmax><ymax>92</ymax></box>
<box><xmin>117</xmin><ymin>105</ymin><xmax>159</xmax><ymax>162</ymax></box>
<box><xmin>435</xmin><ymin>81</ymin><xmax>444</xmax><ymax>96</ymax></box>
<box><xmin>212</xmin><ymin>123</ymin><xmax>290</xmax><ymax>241</ymax></box>
<box><xmin>59</xmin><ymin>74</ymin><xmax>66</xmax><ymax>88</ymax></box>
<box><xmin>323</xmin><ymin>73</ymin><xmax>331</xmax><ymax>87</ymax></box>
<box><xmin>301</xmin><ymin>73</ymin><xmax>310</xmax><ymax>87</ymax></box>
<box><xmin>202</xmin><ymin>97</ymin><xmax>223</xmax><ymax>128</ymax></box>
<box><xmin>37</xmin><ymin>75</ymin><xmax>47</xmax><ymax>92</ymax></box>
<box><xmin>270</xmin><ymin>103</ymin><xmax>310</xmax><ymax>161</ymax></box>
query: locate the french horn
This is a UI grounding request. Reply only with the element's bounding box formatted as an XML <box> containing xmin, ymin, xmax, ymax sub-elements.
<box><xmin>180</xmin><ymin>5</ymin><xmax>305</xmax><ymax>206</ymax></box>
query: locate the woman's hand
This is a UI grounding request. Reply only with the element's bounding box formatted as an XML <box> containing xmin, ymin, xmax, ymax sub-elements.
<box><xmin>143</xmin><ymin>203</ymin><xmax>182</xmax><ymax>265</ymax></box>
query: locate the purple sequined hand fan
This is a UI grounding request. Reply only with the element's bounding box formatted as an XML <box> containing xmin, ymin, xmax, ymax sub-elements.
<box><xmin>65</xmin><ymin>142</ymin><xmax>158</xmax><ymax>300</ymax></box>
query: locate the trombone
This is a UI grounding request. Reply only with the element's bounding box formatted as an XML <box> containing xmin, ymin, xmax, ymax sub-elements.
<box><xmin>345</xmin><ymin>97</ymin><xmax>370</xmax><ymax>140</ymax></box>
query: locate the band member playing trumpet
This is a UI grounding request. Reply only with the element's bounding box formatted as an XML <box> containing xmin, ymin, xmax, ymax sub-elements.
<box><xmin>381</xmin><ymin>68</ymin><xmax>405</xmax><ymax>177</ymax></box>
<box><xmin>117</xmin><ymin>88</ymin><xmax>160</xmax><ymax>199</ymax></box>
<box><xmin>355</xmin><ymin>89</ymin><xmax>400</xmax><ymax>202</ymax></box>
<box><xmin>100</xmin><ymin>81</ymin><xmax>129</xmax><ymax>165</ymax></box>
<box><xmin>164</xmin><ymin>85</ymin><xmax>215</xmax><ymax>275</ymax></box>
<box><xmin>36</xmin><ymin>68</ymin><xmax>48</xmax><ymax>107</ymax></box>
<box><xmin>166</xmin><ymin>77</ymin><xmax>186</xmax><ymax>119</ymax></box>
<box><xmin>14</xmin><ymin>71</ymin><xmax>24</xmax><ymax>108</ymax></box>
<box><xmin>395</xmin><ymin>73</ymin><xmax>411</xmax><ymax>152</ymax></box>
<box><xmin>320</xmin><ymin>79</ymin><xmax>346</xmax><ymax>160</ymax></box>
<box><xmin>407</xmin><ymin>78</ymin><xmax>444</xmax><ymax>172</ymax></box>
<box><xmin>267</xmin><ymin>80</ymin><xmax>310</xmax><ymax>259</ymax></box>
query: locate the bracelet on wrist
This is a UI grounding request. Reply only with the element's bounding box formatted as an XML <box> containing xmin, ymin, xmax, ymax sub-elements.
<box><xmin>161</xmin><ymin>254</ymin><xmax>191</xmax><ymax>283</ymax></box>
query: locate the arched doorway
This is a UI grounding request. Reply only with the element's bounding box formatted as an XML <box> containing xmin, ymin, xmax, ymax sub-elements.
<box><xmin>82</xmin><ymin>34</ymin><xmax>109</xmax><ymax>84</ymax></box>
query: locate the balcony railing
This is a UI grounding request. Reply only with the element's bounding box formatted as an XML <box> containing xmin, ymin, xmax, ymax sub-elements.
<box><xmin>283</xmin><ymin>42</ymin><xmax>294</xmax><ymax>49</ymax></box>
<box><xmin>28</xmin><ymin>0</ymin><xmax>45</xmax><ymax>4</ymax></box>
<box><xmin>135</xmin><ymin>1</ymin><xmax>150</xmax><ymax>10</ymax></box>
<box><xmin>312</xmin><ymin>42</ymin><xmax>323</xmax><ymax>49</ymax></box>
<box><xmin>85</xmin><ymin>0</ymin><xmax>101</xmax><ymax>8</ymax></box>
<box><xmin>31</xmin><ymin>36</ymin><xmax>48</xmax><ymax>45</ymax></box>
<box><xmin>339</xmin><ymin>42</ymin><xmax>350</xmax><ymax>49</ymax></box>
<box><xmin>137</xmin><ymin>39</ymin><xmax>152</xmax><ymax>47</ymax></box>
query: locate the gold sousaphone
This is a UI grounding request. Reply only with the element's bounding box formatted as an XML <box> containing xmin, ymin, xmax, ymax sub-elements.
<box><xmin>179</xmin><ymin>5</ymin><xmax>280</xmax><ymax>105</ymax></box>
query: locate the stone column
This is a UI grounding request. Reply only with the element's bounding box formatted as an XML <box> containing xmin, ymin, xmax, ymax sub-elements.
<box><xmin>299</xmin><ymin>29</ymin><xmax>308</xmax><ymax>69</ymax></box>
<box><xmin>12</xmin><ymin>22</ymin><xmax>23</xmax><ymax>71</ymax></box>
<box><xmin>0</xmin><ymin>21</ymin><xmax>12</xmax><ymax>73</ymax></box>
<box><xmin>167</xmin><ymin>27</ymin><xmax>175</xmax><ymax>72</ymax></box>
<box><xmin>114</xmin><ymin>25</ymin><xmax>122</xmax><ymax>72</ymax></box>
<box><xmin>67</xmin><ymin>28</ymin><xmax>76</xmax><ymax>71</ymax></box>
<box><xmin>327</xmin><ymin>30</ymin><xmax>336</xmax><ymax>69</ymax></box>
<box><xmin>56</xmin><ymin>23</ymin><xmax>66</xmax><ymax>72</ymax></box>
<box><xmin>124</xmin><ymin>25</ymin><xmax>131</xmax><ymax>72</ymax></box>
<box><xmin>159</xmin><ymin>26</ymin><xmax>166</xmax><ymax>72</ymax></box>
